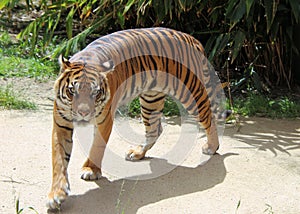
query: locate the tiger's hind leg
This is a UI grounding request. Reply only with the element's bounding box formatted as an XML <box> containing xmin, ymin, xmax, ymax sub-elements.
<box><xmin>179</xmin><ymin>86</ymin><xmax>220</xmax><ymax>155</ymax></box>
<box><xmin>194</xmin><ymin>100</ymin><xmax>220</xmax><ymax>155</ymax></box>
<box><xmin>126</xmin><ymin>91</ymin><xmax>165</xmax><ymax>161</ymax></box>
<box><xmin>201</xmin><ymin>118</ymin><xmax>219</xmax><ymax>155</ymax></box>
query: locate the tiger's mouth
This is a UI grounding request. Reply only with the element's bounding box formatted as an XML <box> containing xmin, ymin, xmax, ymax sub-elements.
<box><xmin>73</xmin><ymin>113</ymin><xmax>96</xmax><ymax>126</ymax></box>
<box><xmin>74</xmin><ymin>120</ymin><xmax>90</xmax><ymax>127</ymax></box>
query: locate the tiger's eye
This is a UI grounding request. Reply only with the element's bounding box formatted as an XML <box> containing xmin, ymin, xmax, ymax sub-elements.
<box><xmin>91</xmin><ymin>86</ymin><xmax>101</xmax><ymax>97</ymax></box>
<box><xmin>68</xmin><ymin>85</ymin><xmax>75</xmax><ymax>95</ymax></box>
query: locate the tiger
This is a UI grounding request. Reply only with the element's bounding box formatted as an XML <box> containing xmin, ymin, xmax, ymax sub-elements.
<box><xmin>47</xmin><ymin>27</ymin><xmax>226</xmax><ymax>210</ymax></box>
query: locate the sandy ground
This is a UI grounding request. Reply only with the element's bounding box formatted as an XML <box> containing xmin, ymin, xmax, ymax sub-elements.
<box><xmin>0</xmin><ymin>78</ymin><xmax>300</xmax><ymax>213</ymax></box>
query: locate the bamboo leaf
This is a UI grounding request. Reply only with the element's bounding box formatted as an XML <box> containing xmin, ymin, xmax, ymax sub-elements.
<box><xmin>165</xmin><ymin>0</ymin><xmax>172</xmax><ymax>18</ymax></box>
<box><xmin>48</xmin><ymin>12</ymin><xmax>61</xmax><ymax>45</ymax></box>
<box><xmin>117</xmin><ymin>11</ymin><xmax>125</xmax><ymax>27</ymax></box>
<box><xmin>208</xmin><ymin>34</ymin><xmax>224</xmax><ymax>61</ymax></box>
<box><xmin>153</xmin><ymin>0</ymin><xmax>165</xmax><ymax>22</ymax></box>
<box><xmin>288</xmin><ymin>0</ymin><xmax>300</xmax><ymax>22</ymax></box>
<box><xmin>245</xmin><ymin>0</ymin><xmax>254</xmax><ymax>17</ymax></box>
<box><xmin>226</xmin><ymin>0</ymin><xmax>238</xmax><ymax>18</ymax></box>
<box><xmin>52</xmin><ymin>11</ymin><xmax>113</xmax><ymax>57</ymax></box>
<box><xmin>218</xmin><ymin>33</ymin><xmax>231</xmax><ymax>53</ymax></box>
<box><xmin>0</xmin><ymin>0</ymin><xmax>10</xmax><ymax>10</ymax></box>
<box><xmin>207</xmin><ymin>33</ymin><xmax>231</xmax><ymax>61</ymax></box>
<box><xmin>66</xmin><ymin>7</ymin><xmax>75</xmax><ymax>39</ymax></box>
<box><xmin>123</xmin><ymin>0</ymin><xmax>136</xmax><ymax>14</ymax></box>
<box><xmin>226</xmin><ymin>0</ymin><xmax>246</xmax><ymax>30</ymax></box>
<box><xmin>264</xmin><ymin>0</ymin><xmax>278</xmax><ymax>33</ymax></box>
<box><xmin>231</xmin><ymin>31</ymin><xmax>245</xmax><ymax>63</ymax></box>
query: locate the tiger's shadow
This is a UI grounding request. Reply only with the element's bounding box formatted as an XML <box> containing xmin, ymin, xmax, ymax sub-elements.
<box><xmin>61</xmin><ymin>153</ymin><xmax>236</xmax><ymax>213</ymax></box>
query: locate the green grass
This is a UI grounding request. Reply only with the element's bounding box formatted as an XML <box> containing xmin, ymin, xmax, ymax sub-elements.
<box><xmin>231</xmin><ymin>93</ymin><xmax>300</xmax><ymax>118</ymax></box>
<box><xmin>0</xmin><ymin>85</ymin><xmax>37</xmax><ymax>110</ymax></box>
<box><xmin>0</xmin><ymin>31</ymin><xmax>57</xmax><ymax>110</ymax></box>
<box><xmin>15</xmin><ymin>198</ymin><xmax>38</xmax><ymax>214</ymax></box>
<box><xmin>0</xmin><ymin>31</ymin><xmax>58</xmax><ymax>79</ymax></box>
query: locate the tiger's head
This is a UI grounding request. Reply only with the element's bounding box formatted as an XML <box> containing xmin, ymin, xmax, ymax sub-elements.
<box><xmin>54</xmin><ymin>55</ymin><xmax>113</xmax><ymax>125</ymax></box>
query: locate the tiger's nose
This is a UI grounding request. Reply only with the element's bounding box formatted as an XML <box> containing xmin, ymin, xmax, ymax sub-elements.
<box><xmin>78</xmin><ymin>109</ymin><xmax>90</xmax><ymax>117</ymax></box>
<box><xmin>77</xmin><ymin>104</ymin><xmax>91</xmax><ymax>117</ymax></box>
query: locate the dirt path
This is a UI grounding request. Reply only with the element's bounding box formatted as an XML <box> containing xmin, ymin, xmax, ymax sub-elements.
<box><xmin>0</xmin><ymin>78</ymin><xmax>300</xmax><ymax>213</ymax></box>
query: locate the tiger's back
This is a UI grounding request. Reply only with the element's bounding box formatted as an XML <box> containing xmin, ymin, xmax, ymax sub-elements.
<box><xmin>70</xmin><ymin>27</ymin><xmax>222</xmax><ymax>126</ymax></box>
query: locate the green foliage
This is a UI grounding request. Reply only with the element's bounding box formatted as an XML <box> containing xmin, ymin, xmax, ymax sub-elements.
<box><xmin>15</xmin><ymin>198</ymin><xmax>38</xmax><ymax>214</ymax></box>
<box><xmin>0</xmin><ymin>31</ymin><xmax>58</xmax><ymax>78</ymax></box>
<box><xmin>264</xmin><ymin>203</ymin><xmax>274</xmax><ymax>214</ymax></box>
<box><xmin>163</xmin><ymin>96</ymin><xmax>181</xmax><ymax>116</ymax></box>
<box><xmin>128</xmin><ymin>97</ymin><xmax>141</xmax><ymax>117</ymax></box>
<box><xmin>1</xmin><ymin>0</ymin><xmax>300</xmax><ymax>117</ymax></box>
<box><xmin>0</xmin><ymin>85</ymin><xmax>37</xmax><ymax>110</ymax></box>
<box><xmin>205</xmin><ymin>0</ymin><xmax>300</xmax><ymax>89</ymax></box>
<box><xmin>1</xmin><ymin>0</ymin><xmax>298</xmax><ymax>89</ymax></box>
<box><xmin>232</xmin><ymin>93</ymin><xmax>300</xmax><ymax>118</ymax></box>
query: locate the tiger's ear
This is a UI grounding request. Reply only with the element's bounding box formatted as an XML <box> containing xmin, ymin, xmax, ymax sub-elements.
<box><xmin>101</xmin><ymin>60</ymin><xmax>115</xmax><ymax>72</ymax></box>
<box><xmin>58</xmin><ymin>54</ymin><xmax>72</xmax><ymax>72</ymax></box>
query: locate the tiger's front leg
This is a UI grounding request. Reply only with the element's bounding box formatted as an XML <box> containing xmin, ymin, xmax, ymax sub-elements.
<box><xmin>81</xmin><ymin>111</ymin><xmax>113</xmax><ymax>181</ymax></box>
<box><xmin>47</xmin><ymin>114</ymin><xmax>73</xmax><ymax>210</ymax></box>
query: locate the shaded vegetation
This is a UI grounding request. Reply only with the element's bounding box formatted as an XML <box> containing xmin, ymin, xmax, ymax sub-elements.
<box><xmin>1</xmin><ymin>0</ymin><xmax>299</xmax><ymax>90</ymax></box>
<box><xmin>0</xmin><ymin>31</ymin><xmax>58</xmax><ymax>79</ymax></box>
<box><xmin>0</xmin><ymin>0</ymin><xmax>300</xmax><ymax>116</ymax></box>
<box><xmin>232</xmin><ymin>93</ymin><xmax>300</xmax><ymax>118</ymax></box>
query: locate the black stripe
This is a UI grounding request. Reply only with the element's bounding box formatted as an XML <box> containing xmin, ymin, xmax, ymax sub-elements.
<box><xmin>141</xmin><ymin>92</ymin><xmax>162</xmax><ymax>97</ymax></box>
<box><xmin>147</xmin><ymin>55</ymin><xmax>158</xmax><ymax>72</ymax></box>
<box><xmin>140</xmin><ymin>103</ymin><xmax>161</xmax><ymax>112</ymax></box>
<box><xmin>140</xmin><ymin>94</ymin><xmax>165</xmax><ymax>104</ymax></box>
<box><xmin>149</xmin><ymin>78</ymin><xmax>157</xmax><ymax>90</ymax></box>
<box><xmin>159</xmin><ymin>30</ymin><xmax>175</xmax><ymax>60</ymax></box>
<box><xmin>161</xmin><ymin>58</ymin><xmax>169</xmax><ymax>92</ymax></box>
<box><xmin>64</xmin><ymin>152</ymin><xmax>71</xmax><ymax>162</ymax></box>
<box><xmin>56</xmin><ymin>107</ymin><xmax>73</xmax><ymax>122</ymax></box>
<box><xmin>141</xmin><ymin>113</ymin><xmax>150</xmax><ymax>122</ymax></box>
<box><xmin>136</xmin><ymin>32</ymin><xmax>152</xmax><ymax>56</ymax></box>
<box><xmin>54</xmin><ymin>119</ymin><xmax>73</xmax><ymax>131</ymax></box>
<box><xmin>65</xmin><ymin>139</ymin><xmax>72</xmax><ymax>144</ymax></box>
<box><xmin>55</xmin><ymin>101</ymin><xmax>72</xmax><ymax>119</ymax></box>
<box><xmin>147</xmin><ymin>117</ymin><xmax>161</xmax><ymax>126</ymax></box>
<box><xmin>96</xmin><ymin>106</ymin><xmax>112</xmax><ymax>125</ymax></box>
<box><xmin>144</xmin><ymin>31</ymin><xmax>160</xmax><ymax>54</ymax></box>
<box><xmin>130</xmin><ymin>65</ymin><xmax>136</xmax><ymax>96</ymax></box>
<box><xmin>189</xmin><ymin>75</ymin><xmax>199</xmax><ymax>95</ymax></box>
<box><xmin>72</xmin><ymin>70</ymin><xmax>81</xmax><ymax>77</ymax></box>
<box><xmin>141</xmin><ymin>109</ymin><xmax>163</xmax><ymax>115</ymax></box>
<box><xmin>183</xmin><ymin>68</ymin><xmax>191</xmax><ymax>87</ymax></box>
<box><xmin>178</xmin><ymin>86</ymin><xmax>187</xmax><ymax>103</ymax></box>
<box><xmin>146</xmin><ymin>129</ymin><xmax>162</xmax><ymax>136</ymax></box>
<box><xmin>154</xmin><ymin>30</ymin><xmax>169</xmax><ymax>59</ymax></box>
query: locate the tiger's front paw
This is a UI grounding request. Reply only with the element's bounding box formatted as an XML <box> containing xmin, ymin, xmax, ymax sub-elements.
<box><xmin>81</xmin><ymin>159</ymin><xmax>102</xmax><ymax>181</ymax></box>
<box><xmin>47</xmin><ymin>184</ymin><xmax>70</xmax><ymax>211</ymax></box>
<box><xmin>202</xmin><ymin>143</ymin><xmax>219</xmax><ymax>155</ymax></box>
<box><xmin>125</xmin><ymin>145</ymin><xmax>146</xmax><ymax>161</ymax></box>
<box><xmin>81</xmin><ymin>166</ymin><xmax>102</xmax><ymax>181</ymax></box>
